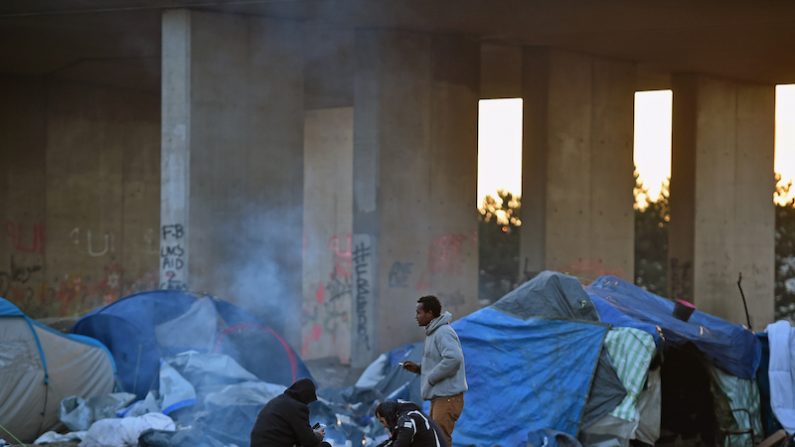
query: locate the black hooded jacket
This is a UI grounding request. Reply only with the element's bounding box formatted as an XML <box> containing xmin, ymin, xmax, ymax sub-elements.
<box><xmin>376</xmin><ymin>401</ymin><xmax>446</xmax><ymax>447</ymax></box>
<box><xmin>251</xmin><ymin>378</ymin><xmax>324</xmax><ymax>447</ymax></box>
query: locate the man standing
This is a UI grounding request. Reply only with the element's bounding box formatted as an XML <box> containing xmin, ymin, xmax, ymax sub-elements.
<box><xmin>402</xmin><ymin>295</ymin><xmax>467</xmax><ymax>447</ymax></box>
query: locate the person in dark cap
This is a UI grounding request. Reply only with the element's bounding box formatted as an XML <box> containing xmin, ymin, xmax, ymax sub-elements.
<box><xmin>375</xmin><ymin>400</ymin><xmax>447</xmax><ymax>447</ymax></box>
<box><xmin>250</xmin><ymin>378</ymin><xmax>331</xmax><ymax>447</ymax></box>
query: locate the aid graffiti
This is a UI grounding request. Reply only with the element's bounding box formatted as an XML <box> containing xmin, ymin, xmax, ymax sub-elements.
<box><xmin>160</xmin><ymin>224</ymin><xmax>187</xmax><ymax>290</ymax></box>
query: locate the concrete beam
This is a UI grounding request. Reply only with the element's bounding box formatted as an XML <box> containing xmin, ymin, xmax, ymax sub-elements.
<box><xmin>520</xmin><ymin>48</ymin><xmax>636</xmax><ymax>283</ymax></box>
<box><xmin>670</xmin><ymin>74</ymin><xmax>775</xmax><ymax>327</ymax></box>
<box><xmin>352</xmin><ymin>30</ymin><xmax>479</xmax><ymax>366</ymax></box>
<box><xmin>480</xmin><ymin>43</ymin><xmax>522</xmax><ymax>99</ymax></box>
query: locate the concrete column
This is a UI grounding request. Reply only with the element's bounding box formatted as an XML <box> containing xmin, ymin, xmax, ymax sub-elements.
<box><xmin>161</xmin><ymin>10</ymin><xmax>191</xmax><ymax>292</ymax></box>
<box><xmin>161</xmin><ymin>10</ymin><xmax>304</xmax><ymax>344</ymax></box>
<box><xmin>520</xmin><ymin>48</ymin><xmax>636</xmax><ymax>282</ymax></box>
<box><xmin>301</xmin><ymin>107</ymin><xmax>354</xmax><ymax>363</ymax></box>
<box><xmin>670</xmin><ymin>74</ymin><xmax>774</xmax><ymax>327</ymax></box>
<box><xmin>353</xmin><ymin>30</ymin><xmax>479</xmax><ymax>366</ymax></box>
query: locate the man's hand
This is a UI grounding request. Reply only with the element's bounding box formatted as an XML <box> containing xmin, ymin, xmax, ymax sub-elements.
<box><xmin>401</xmin><ymin>360</ymin><xmax>421</xmax><ymax>374</ymax></box>
<box><xmin>314</xmin><ymin>427</ymin><xmax>326</xmax><ymax>439</ymax></box>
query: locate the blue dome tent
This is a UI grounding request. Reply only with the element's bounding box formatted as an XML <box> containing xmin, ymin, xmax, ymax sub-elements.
<box><xmin>72</xmin><ymin>289</ymin><xmax>311</xmax><ymax>399</ymax></box>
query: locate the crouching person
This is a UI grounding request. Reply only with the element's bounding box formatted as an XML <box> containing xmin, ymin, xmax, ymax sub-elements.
<box><xmin>375</xmin><ymin>400</ymin><xmax>447</xmax><ymax>447</ymax></box>
<box><xmin>251</xmin><ymin>378</ymin><xmax>331</xmax><ymax>447</ymax></box>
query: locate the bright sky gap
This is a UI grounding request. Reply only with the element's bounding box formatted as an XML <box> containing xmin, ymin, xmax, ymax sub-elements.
<box><xmin>633</xmin><ymin>90</ymin><xmax>672</xmax><ymax>203</ymax></box>
<box><xmin>477</xmin><ymin>98</ymin><xmax>523</xmax><ymax>207</ymax></box>
<box><xmin>776</xmin><ymin>84</ymin><xmax>795</xmax><ymax>206</ymax></box>
<box><xmin>477</xmin><ymin>89</ymin><xmax>794</xmax><ymax>208</ymax></box>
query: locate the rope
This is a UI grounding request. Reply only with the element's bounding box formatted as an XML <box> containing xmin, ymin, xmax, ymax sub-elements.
<box><xmin>0</xmin><ymin>421</ymin><xmax>27</xmax><ymax>446</ymax></box>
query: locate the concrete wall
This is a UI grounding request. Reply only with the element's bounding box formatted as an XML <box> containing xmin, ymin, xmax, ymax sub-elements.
<box><xmin>301</xmin><ymin>107</ymin><xmax>353</xmax><ymax>362</ymax></box>
<box><xmin>670</xmin><ymin>74</ymin><xmax>775</xmax><ymax>326</ymax></box>
<box><xmin>352</xmin><ymin>30</ymin><xmax>480</xmax><ymax>366</ymax></box>
<box><xmin>520</xmin><ymin>49</ymin><xmax>636</xmax><ymax>282</ymax></box>
<box><xmin>480</xmin><ymin>43</ymin><xmax>522</xmax><ymax>99</ymax></box>
<box><xmin>0</xmin><ymin>75</ymin><xmax>160</xmax><ymax>317</ymax></box>
<box><xmin>161</xmin><ymin>10</ymin><xmax>305</xmax><ymax>344</ymax></box>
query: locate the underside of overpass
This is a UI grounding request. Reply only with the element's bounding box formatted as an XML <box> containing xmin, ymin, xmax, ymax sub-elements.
<box><xmin>0</xmin><ymin>0</ymin><xmax>787</xmax><ymax>365</ymax></box>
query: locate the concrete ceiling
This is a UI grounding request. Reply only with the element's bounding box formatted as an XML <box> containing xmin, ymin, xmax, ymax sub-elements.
<box><xmin>2</xmin><ymin>0</ymin><xmax>795</xmax><ymax>91</ymax></box>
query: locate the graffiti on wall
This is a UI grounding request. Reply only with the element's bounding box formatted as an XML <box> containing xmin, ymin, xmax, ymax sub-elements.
<box><xmin>351</xmin><ymin>235</ymin><xmax>374</xmax><ymax>355</ymax></box>
<box><xmin>415</xmin><ymin>232</ymin><xmax>475</xmax><ymax>291</ymax></box>
<box><xmin>301</xmin><ymin>233</ymin><xmax>353</xmax><ymax>360</ymax></box>
<box><xmin>69</xmin><ymin>227</ymin><xmax>115</xmax><ymax>257</ymax></box>
<box><xmin>160</xmin><ymin>224</ymin><xmax>187</xmax><ymax>290</ymax></box>
<box><xmin>1</xmin><ymin>222</ymin><xmax>159</xmax><ymax>317</ymax></box>
<box><xmin>388</xmin><ymin>261</ymin><xmax>413</xmax><ymax>288</ymax></box>
<box><xmin>0</xmin><ymin>258</ymin><xmax>157</xmax><ymax>317</ymax></box>
<box><xmin>3</xmin><ymin>221</ymin><xmax>45</xmax><ymax>254</ymax></box>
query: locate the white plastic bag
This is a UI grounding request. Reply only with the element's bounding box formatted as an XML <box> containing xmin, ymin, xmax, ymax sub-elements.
<box><xmin>79</xmin><ymin>413</ymin><xmax>175</xmax><ymax>447</ymax></box>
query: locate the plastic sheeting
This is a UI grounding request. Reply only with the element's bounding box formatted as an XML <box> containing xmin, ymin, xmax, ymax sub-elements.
<box><xmin>580</xmin><ymin>328</ymin><xmax>656</xmax><ymax>447</ymax></box>
<box><xmin>768</xmin><ymin>320</ymin><xmax>795</xmax><ymax>434</ymax></box>
<box><xmin>73</xmin><ymin>290</ymin><xmax>311</xmax><ymax>399</ymax></box>
<box><xmin>79</xmin><ymin>413</ymin><xmax>175</xmax><ymax>447</ymax></box>
<box><xmin>493</xmin><ymin>272</ymin><xmax>627</xmax><ymax>428</ymax></box>
<box><xmin>452</xmin><ymin>306</ymin><xmax>609</xmax><ymax>447</ymax></box>
<box><xmin>60</xmin><ymin>393</ymin><xmax>137</xmax><ymax>431</ymax></box>
<box><xmin>634</xmin><ymin>368</ymin><xmax>661</xmax><ymax>445</ymax></box>
<box><xmin>709</xmin><ymin>365</ymin><xmax>763</xmax><ymax>447</ymax></box>
<box><xmin>587</xmin><ymin>276</ymin><xmax>761</xmax><ymax>379</ymax></box>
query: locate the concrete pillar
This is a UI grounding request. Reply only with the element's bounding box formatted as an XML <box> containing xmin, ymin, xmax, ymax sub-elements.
<box><xmin>161</xmin><ymin>10</ymin><xmax>191</xmax><ymax>292</ymax></box>
<box><xmin>670</xmin><ymin>74</ymin><xmax>774</xmax><ymax>327</ymax></box>
<box><xmin>161</xmin><ymin>10</ymin><xmax>304</xmax><ymax>344</ymax></box>
<box><xmin>301</xmin><ymin>107</ymin><xmax>354</xmax><ymax>363</ymax></box>
<box><xmin>520</xmin><ymin>48</ymin><xmax>636</xmax><ymax>282</ymax></box>
<box><xmin>352</xmin><ymin>30</ymin><xmax>479</xmax><ymax>366</ymax></box>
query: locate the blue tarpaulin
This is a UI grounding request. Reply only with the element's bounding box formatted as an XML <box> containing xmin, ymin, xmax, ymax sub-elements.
<box><xmin>73</xmin><ymin>290</ymin><xmax>311</xmax><ymax>398</ymax></box>
<box><xmin>586</xmin><ymin>276</ymin><xmax>761</xmax><ymax>379</ymax></box>
<box><xmin>452</xmin><ymin>306</ymin><xmax>608</xmax><ymax>447</ymax></box>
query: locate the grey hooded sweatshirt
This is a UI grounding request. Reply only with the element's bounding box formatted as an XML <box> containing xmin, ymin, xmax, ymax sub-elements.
<box><xmin>420</xmin><ymin>311</ymin><xmax>468</xmax><ymax>400</ymax></box>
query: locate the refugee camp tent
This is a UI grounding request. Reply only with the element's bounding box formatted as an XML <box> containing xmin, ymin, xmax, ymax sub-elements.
<box><xmin>0</xmin><ymin>297</ymin><xmax>115</xmax><ymax>443</ymax></box>
<box><xmin>586</xmin><ymin>275</ymin><xmax>760</xmax><ymax>379</ymax></box>
<box><xmin>453</xmin><ymin>306</ymin><xmax>610</xmax><ymax>447</ymax></box>
<box><xmin>587</xmin><ymin>276</ymin><xmax>763</xmax><ymax>446</ymax></box>
<box><xmin>72</xmin><ymin>290</ymin><xmax>311</xmax><ymax>399</ymax></box>
<box><xmin>492</xmin><ymin>271</ymin><xmax>627</xmax><ymax>428</ymax></box>
<box><xmin>342</xmin><ymin>272</ymin><xmax>624</xmax><ymax>447</ymax></box>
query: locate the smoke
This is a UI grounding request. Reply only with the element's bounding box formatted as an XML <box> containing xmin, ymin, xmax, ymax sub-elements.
<box><xmin>212</xmin><ymin>202</ymin><xmax>304</xmax><ymax>341</ymax></box>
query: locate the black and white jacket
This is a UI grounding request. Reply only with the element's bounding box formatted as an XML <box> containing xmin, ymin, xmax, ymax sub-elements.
<box><xmin>378</xmin><ymin>406</ymin><xmax>446</xmax><ymax>447</ymax></box>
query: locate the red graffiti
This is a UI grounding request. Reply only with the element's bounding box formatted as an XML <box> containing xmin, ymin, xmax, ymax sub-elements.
<box><xmin>301</xmin><ymin>322</ymin><xmax>324</xmax><ymax>357</ymax></box>
<box><xmin>4</xmin><ymin>221</ymin><xmax>45</xmax><ymax>254</ymax></box>
<box><xmin>428</xmin><ymin>234</ymin><xmax>469</xmax><ymax>275</ymax></box>
<box><xmin>328</xmin><ymin>233</ymin><xmax>352</xmax><ymax>279</ymax></box>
